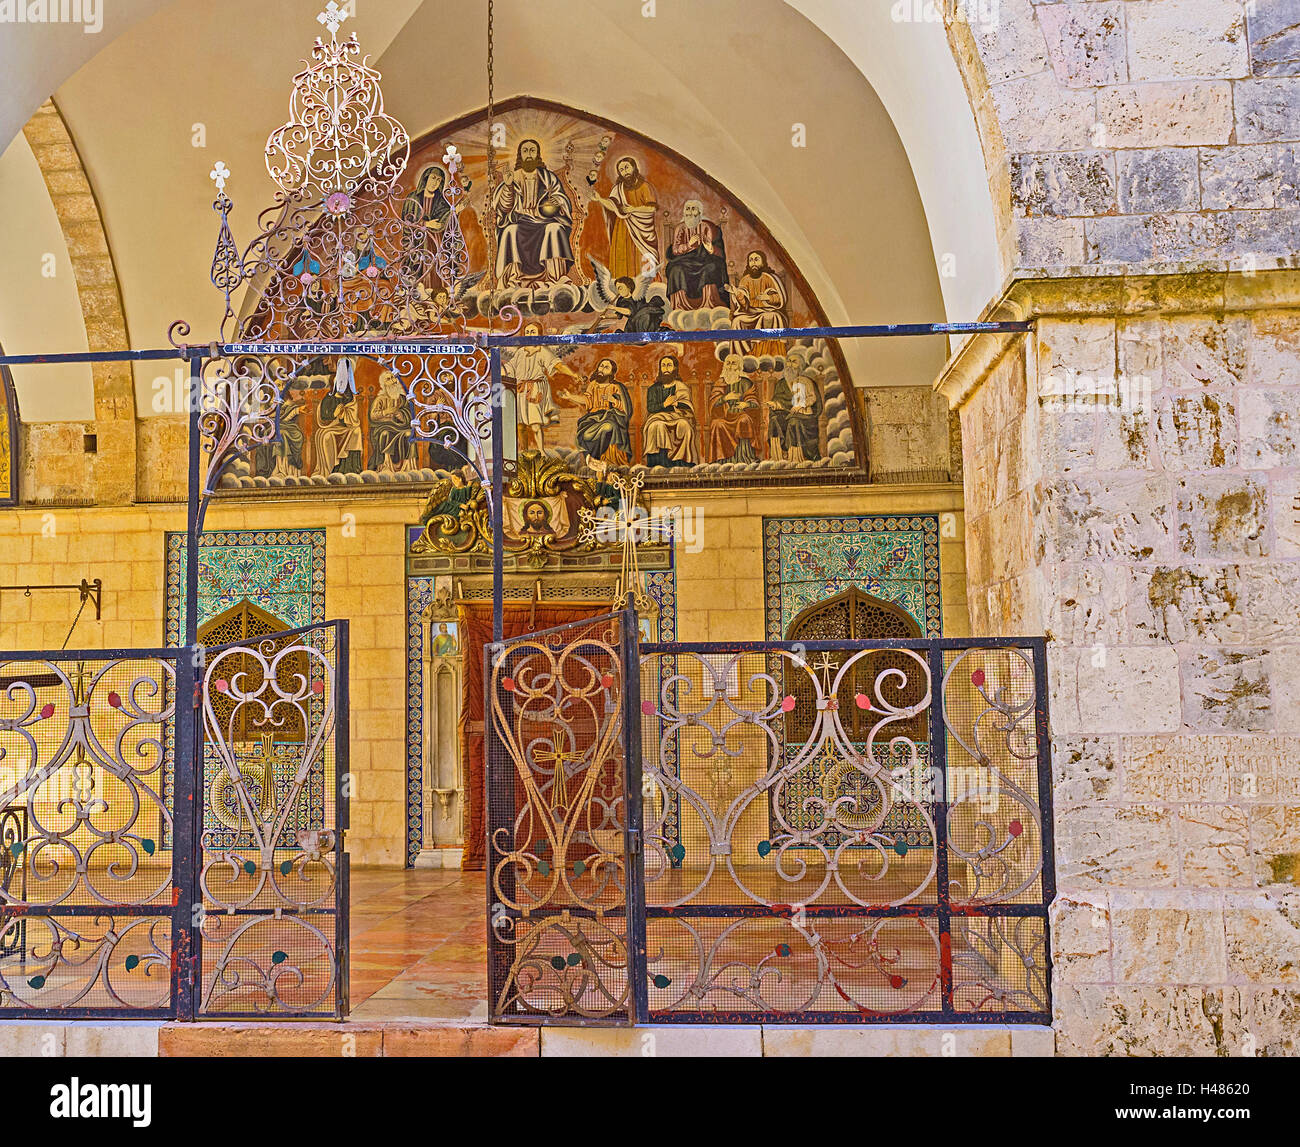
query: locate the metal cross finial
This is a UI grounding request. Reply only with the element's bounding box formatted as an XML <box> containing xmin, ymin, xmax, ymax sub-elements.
<box><xmin>209</xmin><ymin>161</ymin><xmax>230</xmax><ymax>193</ymax></box>
<box><xmin>576</xmin><ymin>470</ymin><xmax>673</xmax><ymax>617</ymax></box>
<box><xmin>812</xmin><ymin>651</ymin><xmax>837</xmax><ymax>692</ymax></box>
<box><xmin>317</xmin><ymin>1</ymin><xmax>349</xmax><ymax>35</ymax></box>
<box><xmin>534</xmin><ymin>733</ymin><xmax>585</xmax><ymax>813</ymax></box>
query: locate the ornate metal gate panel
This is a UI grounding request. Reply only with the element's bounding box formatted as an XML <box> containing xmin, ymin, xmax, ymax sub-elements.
<box><xmin>636</xmin><ymin>638</ymin><xmax>1053</xmax><ymax>1024</ymax></box>
<box><xmin>486</xmin><ymin>611</ymin><xmax>644</xmax><ymax>1024</ymax></box>
<box><xmin>196</xmin><ymin>620</ymin><xmax>349</xmax><ymax>1018</ymax></box>
<box><xmin>0</xmin><ymin>649</ymin><xmax>180</xmax><ymax>1017</ymax></box>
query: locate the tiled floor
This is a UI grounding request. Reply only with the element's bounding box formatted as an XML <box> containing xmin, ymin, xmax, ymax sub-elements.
<box><xmin>347</xmin><ymin>867</ymin><xmax>488</xmax><ymax>1023</ymax></box>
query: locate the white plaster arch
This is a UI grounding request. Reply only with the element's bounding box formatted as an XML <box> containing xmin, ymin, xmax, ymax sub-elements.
<box><xmin>784</xmin><ymin>0</ymin><xmax>1004</xmax><ymax>325</ymax></box>
<box><xmin>0</xmin><ymin>133</ymin><xmax>92</xmax><ymax>422</ymax></box>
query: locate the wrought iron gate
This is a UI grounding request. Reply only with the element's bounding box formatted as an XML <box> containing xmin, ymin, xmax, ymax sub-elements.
<box><xmin>488</xmin><ymin>628</ymin><xmax>1053</xmax><ymax>1026</ymax></box>
<box><xmin>0</xmin><ymin>648</ymin><xmax>180</xmax><ymax>1017</ymax></box>
<box><xmin>0</xmin><ymin>621</ymin><xmax>349</xmax><ymax>1020</ymax></box>
<box><xmin>486</xmin><ymin>609</ymin><xmax>645</xmax><ymax>1023</ymax></box>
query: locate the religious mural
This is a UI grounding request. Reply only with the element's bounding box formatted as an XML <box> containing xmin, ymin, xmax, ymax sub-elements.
<box><xmin>222</xmin><ymin>101</ymin><xmax>861</xmax><ymax>492</ymax></box>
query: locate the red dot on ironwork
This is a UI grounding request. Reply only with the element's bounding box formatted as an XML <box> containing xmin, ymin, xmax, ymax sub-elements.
<box><xmin>971</xmin><ymin>668</ymin><xmax>986</xmax><ymax>687</ymax></box>
<box><xmin>1008</xmin><ymin>820</ymin><xmax>1023</xmax><ymax>837</ymax></box>
<box><xmin>890</xmin><ymin>975</ymin><xmax>905</xmax><ymax>989</ymax></box>
<box><xmin>601</xmin><ymin>674</ymin><xmax>614</xmax><ymax>689</ymax></box>
<box><xmin>215</xmin><ymin>680</ymin><xmax>228</xmax><ymax>693</ymax></box>
<box><xmin>106</xmin><ymin>692</ymin><xmax>122</xmax><ymax>709</ymax></box>
<box><xmin>780</xmin><ymin>695</ymin><xmax>796</xmax><ymax>712</ymax></box>
<box><xmin>854</xmin><ymin>693</ymin><xmax>872</xmax><ymax>710</ymax></box>
<box><xmin>641</xmin><ymin>700</ymin><xmax>655</xmax><ymax>716</ymax></box>
<box><xmin>312</xmin><ymin>681</ymin><xmax>325</xmax><ymax>694</ymax></box>
<box><xmin>502</xmin><ymin>678</ymin><xmax>515</xmax><ymax>692</ymax></box>
<box><xmin>39</xmin><ymin>703</ymin><xmax>55</xmax><ymax>719</ymax></box>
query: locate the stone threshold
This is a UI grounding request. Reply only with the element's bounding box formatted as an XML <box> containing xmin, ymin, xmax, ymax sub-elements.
<box><xmin>0</xmin><ymin>1020</ymin><xmax>1056</xmax><ymax>1058</ymax></box>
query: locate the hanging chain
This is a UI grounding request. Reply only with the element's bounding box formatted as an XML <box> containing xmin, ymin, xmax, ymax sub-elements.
<box><xmin>486</xmin><ymin>0</ymin><xmax>496</xmax><ymax>332</ymax></box>
<box><xmin>60</xmin><ymin>593</ymin><xmax>88</xmax><ymax>651</ymax></box>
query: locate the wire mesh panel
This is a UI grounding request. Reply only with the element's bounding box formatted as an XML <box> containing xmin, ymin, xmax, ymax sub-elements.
<box><xmin>196</xmin><ymin>621</ymin><xmax>349</xmax><ymax>1019</ymax></box>
<box><xmin>486</xmin><ymin>611</ymin><xmax>640</xmax><ymax>1024</ymax></box>
<box><xmin>637</xmin><ymin>638</ymin><xmax>1053</xmax><ymax>1024</ymax></box>
<box><xmin>0</xmin><ymin>651</ymin><xmax>179</xmax><ymax>1016</ymax></box>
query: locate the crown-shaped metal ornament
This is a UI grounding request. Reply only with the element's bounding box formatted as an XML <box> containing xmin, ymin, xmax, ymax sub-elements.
<box><xmin>184</xmin><ymin>7</ymin><xmax>522</xmax><ymax>515</ymax></box>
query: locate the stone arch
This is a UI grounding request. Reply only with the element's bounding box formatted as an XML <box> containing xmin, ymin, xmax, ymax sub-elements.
<box><xmin>0</xmin><ymin>360</ymin><xmax>17</xmax><ymax>506</ymax></box>
<box><xmin>20</xmin><ymin>99</ymin><xmax>135</xmax><ymax>505</ymax></box>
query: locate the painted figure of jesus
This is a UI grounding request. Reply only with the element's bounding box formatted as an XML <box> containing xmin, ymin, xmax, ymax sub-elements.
<box><xmin>491</xmin><ymin>139</ymin><xmax>575</xmax><ymax>286</ymax></box>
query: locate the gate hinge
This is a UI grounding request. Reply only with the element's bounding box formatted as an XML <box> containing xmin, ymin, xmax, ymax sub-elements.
<box><xmin>627</xmin><ymin>828</ymin><xmax>642</xmax><ymax>855</ymax></box>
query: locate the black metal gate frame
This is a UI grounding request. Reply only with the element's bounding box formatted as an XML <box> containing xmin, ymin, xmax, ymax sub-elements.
<box><xmin>632</xmin><ymin>635</ymin><xmax>1057</xmax><ymax>1026</ymax></box>
<box><xmin>1</xmin><ymin>318</ymin><xmax>1033</xmax><ymax>1022</ymax></box>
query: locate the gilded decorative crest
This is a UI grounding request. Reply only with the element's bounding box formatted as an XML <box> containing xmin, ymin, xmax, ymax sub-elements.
<box><xmin>413</xmin><ymin>450</ymin><xmax>648</xmax><ymax>564</ymax></box>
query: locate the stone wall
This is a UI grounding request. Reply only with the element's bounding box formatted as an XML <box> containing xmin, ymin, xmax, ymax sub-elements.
<box><xmin>0</xmin><ymin>497</ymin><xmax>416</xmax><ymax>867</ymax></box>
<box><xmin>951</xmin><ymin>0</ymin><xmax>1300</xmax><ymax>274</ymax></box>
<box><xmin>661</xmin><ymin>484</ymin><xmax>969</xmax><ymax>642</ymax></box>
<box><xmin>862</xmin><ymin>385</ymin><xmax>956</xmax><ymax>482</ymax></box>
<box><xmin>942</xmin><ymin>269</ymin><xmax>1300</xmax><ymax>1056</ymax></box>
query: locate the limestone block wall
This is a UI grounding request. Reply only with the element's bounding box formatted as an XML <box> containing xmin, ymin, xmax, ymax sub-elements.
<box><xmin>0</xmin><ymin>496</ymin><xmax>422</xmax><ymax>867</ymax></box>
<box><xmin>951</xmin><ymin>0</ymin><xmax>1300</xmax><ymax>274</ymax></box>
<box><xmin>945</xmin><ymin>270</ymin><xmax>1300</xmax><ymax>1056</ymax></box>
<box><xmin>861</xmin><ymin>385</ymin><xmax>955</xmax><ymax>483</ymax></box>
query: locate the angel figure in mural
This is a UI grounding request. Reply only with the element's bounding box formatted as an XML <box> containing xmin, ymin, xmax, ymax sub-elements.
<box><xmin>665</xmin><ymin>199</ymin><xmax>729</xmax><ymax>310</ymax></box>
<box><xmin>575</xmin><ymin>357</ymin><xmax>634</xmax><ymax>473</ymax></box>
<box><xmin>490</xmin><ymin>139</ymin><xmax>576</xmax><ymax>287</ymax></box>
<box><xmin>502</xmin><ymin>322</ymin><xmax>583</xmax><ymax>451</ymax></box>
<box><xmin>586</xmin><ymin>259</ymin><xmax>665</xmax><ymax>333</ymax></box>
<box><xmin>416</xmin><ymin>270</ymin><xmax>485</xmax><ymax>328</ymax></box>
<box><xmin>368</xmin><ymin>369</ymin><xmax>417</xmax><ymax>473</ymax></box>
<box><xmin>312</xmin><ymin>358</ymin><xmax>363</xmax><ymax>476</ymax></box>
<box><xmin>589</xmin><ymin>156</ymin><xmax>659</xmax><ymax>281</ymax></box>
<box><xmin>708</xmin><ymin>353</ymin><xmax>760</xmax><ymax>464</ymax></box>
<box><xmin>643</xmin><ymin>353</ymin><xmax>700</xmax><ymax>468</ymax></box>
<box><xmin>730</xmin><ymin>250</ymin><xmax>788</xmax><ymax>356</ymax></box>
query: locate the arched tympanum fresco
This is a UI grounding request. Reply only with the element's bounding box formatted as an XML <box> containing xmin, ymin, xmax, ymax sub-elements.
<box><xmin>224</xmin><ymin>99</ymin><xmax>863</xmax><ymax>492</ymax></box>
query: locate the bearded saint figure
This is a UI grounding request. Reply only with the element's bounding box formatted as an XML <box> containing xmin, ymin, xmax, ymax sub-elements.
<box><xmin>730</xmin><ymin>251</ymin><xmax>788</xmax><ymax>356</ymax></box>
<box><xmin>490</xmin><ymin>139</ymin><xmax>575</xmax><ymax>287</ymax></box>
<box><xmin>643</xmin><ymin>354</ymin><xmax>700</xmax><ymax>468</ymax></box>
<box><xmin>312</xmin><ymin>358</ymin><xmax>362</xmax><ymax>476</ymax></box>
<box><xmin>590</xmin><ymin>156</ymin><xmax>659</xmax><ymax>281</ymax></box>
<box><xmin>665</xmin><ymin>199</ymin><xmax>728</xmax><ymax>310</ymax></box>
<box><xmin>709</xmin><ymin>353</ymin><xmax>759</xmax><ymax>464</ymax></box>
<box><xmin>576</xmin><ymin>358</ymin><xmax>633</xmax><ymax>469</ymax></box>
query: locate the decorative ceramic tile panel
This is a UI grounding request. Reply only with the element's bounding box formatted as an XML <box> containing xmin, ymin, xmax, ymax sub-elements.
<box><xmin>763</xmin><ymin>514</ymin><xmax>941</xmax><ymax>639</ymax></box>
<box><xmin>762</xmin><ymin>514</ymin><xmax>942</xmax><ymax>849</ymax></box>
<box><xmin>164</xmin><ymin>529</ymin><xmax>325</xmax><ymax>644</ymax></box>
<box><xmin>163</xmin><ymin>530</ymin><xmax>327</xmax><ymax>848</ymax></box>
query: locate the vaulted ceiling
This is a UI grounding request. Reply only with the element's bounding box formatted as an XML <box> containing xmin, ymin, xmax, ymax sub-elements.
<box><xmin>0</xmin><ymin>0</ymin><xmax>998</xmax><ymax>423</ymax></box>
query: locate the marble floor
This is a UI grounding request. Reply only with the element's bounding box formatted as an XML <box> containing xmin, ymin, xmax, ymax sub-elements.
<box><xmin>348</xmin><ymin>867</ymin><xmax>489</xmax><ymax>1023</ymax></box>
